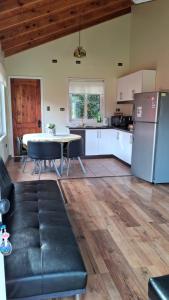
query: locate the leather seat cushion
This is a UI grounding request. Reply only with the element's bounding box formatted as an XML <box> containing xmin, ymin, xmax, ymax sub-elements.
<box><xmin>148</xmin><ymin>275</ymin><xmax>169</xmax><ymax>300</ymax></box>
<box><xmin>4</xmin><ymin>180</ymin><xmax>87</xmax><ymax>299</ymax></box>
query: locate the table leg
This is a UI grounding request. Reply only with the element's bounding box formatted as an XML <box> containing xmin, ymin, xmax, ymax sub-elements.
<box><xmin>60</xmin><ymin>143</ymin><xmax>64</xmax><ymax>175</ymax></box>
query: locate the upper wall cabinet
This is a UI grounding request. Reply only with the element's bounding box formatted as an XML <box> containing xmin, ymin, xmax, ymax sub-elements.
<box><xmin>117</xmin><ymin>70</ymin><xmax>156</xmax><ymax>102</ymax></box>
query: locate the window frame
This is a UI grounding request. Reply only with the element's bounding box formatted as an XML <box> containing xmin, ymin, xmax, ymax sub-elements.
<box><xmin>68</xmin><ymin>78</ymin><xmax>105</xmax><ymax>123</ymax></box>
<box><xmin>0</xmin><ymin>83</ymin><xmax>6</xmax><ymax>140</ymax></box>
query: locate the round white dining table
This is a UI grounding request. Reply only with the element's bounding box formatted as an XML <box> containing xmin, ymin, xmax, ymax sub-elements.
<box><xmin>22</xmin><ymin>133</ymin><xmax>81</xmax><ymax>145</ymax></box>
<box><xmin>22</xmin><ymin>133</ymin><xmax>81</xmax><ymax>175</ymax></box>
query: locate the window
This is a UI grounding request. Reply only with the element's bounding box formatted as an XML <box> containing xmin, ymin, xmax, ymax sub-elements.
<box><xmin>69</xmin><ymin>79</ymin><xmax>104</xmax><ymax>122</ymax></box>
<box><xmin>0</xmin><ymin>83</ymin><xmax>6</xmax><ymax>137</ymax></box>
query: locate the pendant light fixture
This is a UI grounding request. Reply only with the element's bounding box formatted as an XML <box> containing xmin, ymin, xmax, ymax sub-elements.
<box><xmin>74</xmin><ymin>31</ymin><xmax>86</xmax><ymax>58</ymax></box>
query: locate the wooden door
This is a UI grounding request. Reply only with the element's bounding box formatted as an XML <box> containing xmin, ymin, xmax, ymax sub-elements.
<box><xmin>11</xmin><ymin>78</ymin><xmax>41</xmax><ymax>155</ymax></box>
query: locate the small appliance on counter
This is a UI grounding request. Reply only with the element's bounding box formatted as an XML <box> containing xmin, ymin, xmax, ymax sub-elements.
<box><xmin>111</xmin><ymin>115</ymin><xmax>133</xmax><ymax>130</ymax></box>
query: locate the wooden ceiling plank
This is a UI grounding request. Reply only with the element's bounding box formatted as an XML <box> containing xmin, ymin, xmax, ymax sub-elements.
<box><xmin>0</xmin><ymin>0</ymin><xmax>92</xmax><ymax>28</ymax></box>
<box><xmin>0</xmin><ymin>0</ymin><xmax>42</xmax><ymax>15</ymax></box>
<box><xmin>1</xmin><ymin>0</ymin><xmax>131</xmax><ymax>48</ymax></box>
<box><xmin>5</xmin><ymin>7</ymin><xmax>131</xmax><ymax>56</ymax></box>
<box><xmin>0</xmin><ymin>0</ymin><xmax>131</xmax><ymax>26</ymax></box>
<box><xmin>0</xmin><ymin>0</ymin><xmax>105</xmax><ymax>40</ymax></box>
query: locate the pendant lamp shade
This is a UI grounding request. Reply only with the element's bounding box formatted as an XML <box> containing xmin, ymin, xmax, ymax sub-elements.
<box><xmin>74</xmin><ymin>31</ymin><xmax>86</xmax><ymax>58</ymax></box>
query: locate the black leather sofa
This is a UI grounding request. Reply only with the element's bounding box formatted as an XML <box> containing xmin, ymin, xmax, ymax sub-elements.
<box><xmin>0</xmin><ymin>157</ymin><xmax>87</xmax><ymax>300</ymax></box>
<box><xmin>148</xmin><ymin>275</ymin><xmax>169</xmax><ymax>300</ymax></box>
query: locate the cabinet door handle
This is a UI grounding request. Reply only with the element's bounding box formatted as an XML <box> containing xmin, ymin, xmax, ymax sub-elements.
<box><xmin>132</xmin><ymin>89</ymin><xmax>135</xmax><ymax>99</ymax></box>
<box><xmin>120</xmin><ymin>92</ymin><xmax>123</xmax><ymax>100</ymax></box>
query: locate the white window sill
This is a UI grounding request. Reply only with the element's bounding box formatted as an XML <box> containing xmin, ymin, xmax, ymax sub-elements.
<box><xmin>0</xmin><ymin>134</ymin><xmax>6</xmax><ymax>143</ymax></box>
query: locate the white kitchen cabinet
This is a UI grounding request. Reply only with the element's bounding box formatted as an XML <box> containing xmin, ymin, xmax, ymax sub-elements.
<box><xmin>112</xmin><ymin>130</ymin><xmax>120</xmax><ymax>157</ymax></box>
<box><xmin>85</xmin><ymin>129</ymin><xmax>99</xmax><ymax>155</ymax></box>
<box><xmin>85</xmin><ymin>129</ymin><xmax>114</xmax><ymax>156</ymax></box>
<box><xmin>119</xmin><ymin>131</ymin><xmax>133</xmax><ymax>164</ymax></box>
<box><xmin>85</xmin><ymin>129</ymin><xmax>133</xmax><ymax>164</ymax></box>
<box><xmin>117</xmin><ymin>70</ymin><xmax>156</xmax><ymax>102</ymax></box>
<box><xmin>112</xmin><ymin>129</ymin><xmax>133</xmax><ymax>165</ymax></box>
<box><xmin>98</xmin><ymin>129</ymin><xmax>114</xmax><ymax>155</ymax></box>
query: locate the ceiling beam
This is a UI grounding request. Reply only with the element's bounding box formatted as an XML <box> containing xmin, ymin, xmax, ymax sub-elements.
<box><xmin>5</xmin><ymin>7</ymin><xmax>131</xmax><ymax>56</ymax></box>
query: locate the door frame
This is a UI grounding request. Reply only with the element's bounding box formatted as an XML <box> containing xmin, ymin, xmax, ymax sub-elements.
<box><xmin>8</xmin><ymin>76</ymin><xmax>44</xmax><ymax>157</ymax></box>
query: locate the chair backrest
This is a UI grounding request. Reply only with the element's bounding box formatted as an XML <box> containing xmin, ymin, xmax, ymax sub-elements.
<box><xmin>27</xmin><ymin>141</ymin><xmax>62</xmax><ymax>160</ymax></box>
<box><xmin>16</xmin><ymin>136</ymin><xmax>27</xmax><ymax>156</ymax></box>
<box><xmin>67</xmin><ymin>138</ymin><xmax>83</xmax><ymax>158</ymax></box>
<box><xmin>0</xmin><ymin>157</ymin><xmax>13</xmax><ymax>198</ymax></box>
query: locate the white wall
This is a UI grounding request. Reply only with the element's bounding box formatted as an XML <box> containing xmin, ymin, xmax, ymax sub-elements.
<box><xmin>130</xmin><ymin>0</ymin><xmax>169</xmax><ymax>90</ymax></box>
<box><xmin>5</xmin><ymin>15</ymin><xmax>131</xmax><ymax>154</ymax></box>
<box><xmin>0</xmin><ymin>43</ymin><xmax>8</xmax><ymax>163</ymax></box>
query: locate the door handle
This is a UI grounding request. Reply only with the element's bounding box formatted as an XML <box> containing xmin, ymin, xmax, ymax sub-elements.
<box><xmin>38</xmin><ymin>120</ymin><xmax>41</xmax><ymax>128</ymax></box>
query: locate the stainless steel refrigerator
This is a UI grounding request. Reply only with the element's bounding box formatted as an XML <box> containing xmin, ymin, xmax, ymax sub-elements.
<box><xmin>131</xmin><ymin>91</ymin><xmax>169</xmax><ymax>183</ymax></box>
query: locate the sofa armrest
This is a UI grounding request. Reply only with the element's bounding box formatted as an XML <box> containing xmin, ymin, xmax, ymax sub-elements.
<box><xmin>148</xmin><ymin>275</ymin><xmax>169</xmax><ymax>300</ymax></box>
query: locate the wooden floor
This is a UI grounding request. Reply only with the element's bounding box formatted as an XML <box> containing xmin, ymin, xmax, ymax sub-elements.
<box><xmin>7</xmin><ymin>159</ymin><xmax>169</xmax><ymax>300</ymax></box>
<box><xmin>7</xmin><ymin>157</ymin><xmax>131</xmax><ymax>181</ymax></box>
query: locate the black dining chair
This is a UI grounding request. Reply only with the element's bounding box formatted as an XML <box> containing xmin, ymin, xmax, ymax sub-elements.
<box><xmin>65</xmin><ymin>138</ymin><xmax>86</xmax><ymax>176</ymax></box>
<box><xmin>16</xmin><ymin>136</ymin><xmax>27</xmax><ymax>157</ymax></box>
<box><xmin>27</xmin><ymin>141</ymin><xmax>62</xmax><ymax>179</ymax></box>
<box><xmin>16</xmin><ymin>136</ymin><xmax>29</xmax><ymax>171</ymax></box>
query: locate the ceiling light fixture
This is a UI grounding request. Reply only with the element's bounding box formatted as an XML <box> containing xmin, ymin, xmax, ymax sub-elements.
<box><xmin>74</xmin><ymin>31</ymin><xmax>86</xmax><ymax>58</ymax></box>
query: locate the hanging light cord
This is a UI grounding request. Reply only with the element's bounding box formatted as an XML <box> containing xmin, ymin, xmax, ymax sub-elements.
<box><xmin>79</xmin><ymin>31</ymin><xmax>81</xmax><ymax>47</ymax></box>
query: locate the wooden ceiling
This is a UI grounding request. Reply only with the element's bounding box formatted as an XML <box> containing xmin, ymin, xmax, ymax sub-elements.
<box><xmin>0</xmin><ymin>0</ymin><xmax>132</xmax><ymax>57</ymax></box>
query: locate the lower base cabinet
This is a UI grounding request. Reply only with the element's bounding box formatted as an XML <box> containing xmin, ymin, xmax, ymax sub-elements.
<box><xmin>112</xmin><ymin>130</ymin><xmax>133</xmax><ymax>165</ymax></box>
<box><xmin>85</xmin><ymin>129</ymin><xmax>114</xmax><ymax>155</ymax></box>
<box><xmin>85</xmin><ymin>128</ymin><xmax>133</xmax><ymax>165</ymax></box>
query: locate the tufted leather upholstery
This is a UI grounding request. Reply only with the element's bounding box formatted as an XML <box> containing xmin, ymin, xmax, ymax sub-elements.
<box><xmin>148</xmin><ymin>275</ymin><xmax>169</xmax><ymax>300</ymax></box>
<box><xmin>0</xmin><ymin>157</ymin><xmax>87</xmax><ymax>300</ymax></box>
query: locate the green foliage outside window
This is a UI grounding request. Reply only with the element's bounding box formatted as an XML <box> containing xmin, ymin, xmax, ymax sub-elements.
<box><xmin>87</xmin><ymin>94</ymin><xmax>100</xmax><ymax>119</ymax></box>
<box><xmin>70</xmin><ymin>93</ymin><xmax>101</xmax><ymax>120</ymax></box>
<box><xmin>70</xmin><ymin>94</ymin><xmax>85</xmax><ymax>120</ymax></box>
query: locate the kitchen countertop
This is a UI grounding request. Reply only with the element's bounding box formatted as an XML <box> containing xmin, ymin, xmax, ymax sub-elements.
<box><xmin>69</xmin><ymin>126</ymin><xmax>133</xmax><ymax>133</ymax></box>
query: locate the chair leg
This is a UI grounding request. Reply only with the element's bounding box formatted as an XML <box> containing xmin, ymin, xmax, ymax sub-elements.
<box><xmin>67</xmin><ymin>158</ymin><xmax>71</xmax><ymax>176</ymax></box>
<box><xmin>75</xmin><ymin>294</ymin><xmax>80</xmax><ymax>300</ymax></box>
<box><xmin>78</xmin><ymin>157</ymin><xmax>86</xmax><ymax>174</ymax></box>
<box><xmin>22</xmin><ymin>157</ymin><xmax>28</xmax><ymax>173</ymax></box>
<box><xmin>53</xmin><ymin>160</ymin><xmax>61</xmax><ymax>177</ymax></box>
<box><xmin>38</xmin><ymin>160</ymin><xmax>42</xmax><ymax>180</ymax></box>
<box><xmin>31</xmin><ymin>160</ymin><xmax>37</xmax><ymax>175</ymax></box>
